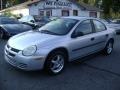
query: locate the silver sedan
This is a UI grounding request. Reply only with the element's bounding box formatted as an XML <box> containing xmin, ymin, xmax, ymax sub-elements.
<box><xmin>4</xmin><ymin>17</ymin><xmax>116</xmax><ymax>75</ymax></box>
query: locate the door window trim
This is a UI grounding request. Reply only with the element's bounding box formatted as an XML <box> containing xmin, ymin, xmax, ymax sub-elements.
<box><xmin>71</xmin><ymin>19</ymin><xmax>94</xmax><ymax>38</ymax></box>
<box><xmin>92</xmin><ymin>19</ymin><xmax>107</xmax><ymax>33</ymax></box>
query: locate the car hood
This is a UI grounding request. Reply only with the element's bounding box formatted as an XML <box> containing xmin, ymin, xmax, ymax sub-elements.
<box><xmin>1</xmin><ymin>24</ymin><xmax>32</xmax><ymax>34</ymax></box>
<box><xmin>107</xmin><ymin>24</ymin><xmax>120</xmax><ymax>28</ymax></box>
<box><xmin>8</xmin><ymin>31</ymin><xmax>59</xmax><ymax>50</ymax></box>
<box><xmin>106</xmin><ymin>24</ymin><xmax>120</xmax><ymax>30</ymax></box>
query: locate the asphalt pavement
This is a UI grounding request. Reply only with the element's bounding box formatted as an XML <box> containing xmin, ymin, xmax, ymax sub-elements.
<box><xmin>0</xmin><ymin>35</ymin><xmax>120</xmax><ymax>90</ymax></box>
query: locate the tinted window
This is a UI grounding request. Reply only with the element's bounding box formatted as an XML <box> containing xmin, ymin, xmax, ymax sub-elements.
<box><xmin>73</xmin><ymin>10</ymin><xmax>78</xmax><ymax>16</ymax></box>
<box><xmin>38</xmin><ymin>17</ymin><xmax>50</xmax><ymax>22</ymax></box>
<box><xmin>62</xmin><ymin>10</ymin><xmax>69</xmax><ymax>16</ymax></box>
<box><xmin>75</xmin><ymin>20</ymin><xmax>93</xmax><ymax>36</ymax></box>
<box><xmin>93</xmin><ymin>20</ymin><xmax>106</xmax><ymax>32</ymax></box>
<box><xmin>39</xmin><ymin>18</ymin><xmax>78</xmax><ymax>35</ymax></box>
<box><xmin>1</xmin><ymin>18</ymin><xmax>19</xmax><ymax>24</ymax></box>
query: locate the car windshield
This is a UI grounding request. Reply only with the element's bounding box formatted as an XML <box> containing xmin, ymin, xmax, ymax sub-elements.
<box><xmin>19</xmin><ymin>16</ymin><xmax>34</xmax><ymax>22</ymax></box>
<box><xmin>39</xmin><ymin>18</ymin><xmax>78</xmax><ymax>35</ymax></box>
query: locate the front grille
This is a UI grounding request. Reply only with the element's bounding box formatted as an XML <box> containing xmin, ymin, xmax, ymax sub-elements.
<box><xmin>9</xmin><ymin>52</ymin><xmax>15</xmax><ymax>57</ymax></box>
<box><xmin>18</xmin><ymin>63</ymin><xmax>27</xmax><ymax>68</ymax></box>
<box><xmin>5</xmin><ymin>44</ymin><xmax>20</xmax><ymax>57</ymax></box>
<box><xmin>11</xmin><ymin>48</ymin><xmax>20</xmax><ymax>53</ymax></box>
<box><xmin>6</xmin><ymin>55</ymin><xmax>27</xmax><ymax>69</ymax></box>
<box><xmin>5</xmin><ymin>45</ymin><xmax>27</xmax><ymax>69</ymax></box>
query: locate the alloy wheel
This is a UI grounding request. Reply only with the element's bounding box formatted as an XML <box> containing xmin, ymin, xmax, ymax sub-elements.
<box><xmin>50</xmin><ymin>55</ymin><xmax>65</xmax><ymax>74</ymax></box>
<box><xmin>107</xmin><ymin>42</ymin><xmax>113</xmax><ymax>54</ymax></box>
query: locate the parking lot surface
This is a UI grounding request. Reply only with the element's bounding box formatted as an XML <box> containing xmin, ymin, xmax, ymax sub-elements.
<box><xmin>0</xmin><ymin>35</ymin><xmax>120</xmax><ymax>90</ymax></box>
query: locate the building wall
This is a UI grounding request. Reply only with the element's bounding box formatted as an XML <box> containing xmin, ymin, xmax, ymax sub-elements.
<box><xmin>79</xmin><ymin>11</ymin><xmax>90</xmax><ymax>17</ymax></box>
<box><xmin>51</xmin><ymin>10</ymin><xmax>90</xmax><ymax>17</ymax></box>
<box><xmin>29</xmin><ymin>1</ymin><xmax>45</xmax><ymax>15</ymax></box>
<box><xmin>97</xmin><ymin>12</ymin><xmax>100</xmax><ymax>18</ymax></box>
<box><xmin>29</xmin><ymin>0</ymin><xmax>100</xmax><ymax>18</ymax></box>
<box><xmin>52</xmin><ymin>9</ymin><xmax>61</xmax><ymax>16</ymax></box>
<box><xmin>11</xmin><ymin>8</ymin><xmax>29</xmax><ymax>16</ymax></box>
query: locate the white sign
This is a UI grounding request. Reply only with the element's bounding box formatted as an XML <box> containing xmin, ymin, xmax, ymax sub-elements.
<box><xmin>44</xmin><ymin>1</ymin><xmax>72</xmax><ymax>9</ymax></box>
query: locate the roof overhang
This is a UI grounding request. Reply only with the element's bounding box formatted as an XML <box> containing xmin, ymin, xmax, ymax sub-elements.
<box><xmin>0</xmin><ymin>0</ymin><xmax>40</xmax><ymax>13</ymax></box>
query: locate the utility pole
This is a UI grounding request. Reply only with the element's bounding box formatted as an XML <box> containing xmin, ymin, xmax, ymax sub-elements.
<box><xmin>0</xmin><ymin>0</ymin><xmax>3</xmax><ymax>10</ymax></box>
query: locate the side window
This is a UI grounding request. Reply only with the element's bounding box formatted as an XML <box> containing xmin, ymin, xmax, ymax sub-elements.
<box><xmin>93</xmin><ymin>20</ymin><xmax>106</xmax><ymax>32</ymax></box>
<box><xmin>75</xmin><ymin>20</ymin><xmax>93</xmax><ymax>36</ymax></box>
<box><xmin>1</xmin><ymin>18</ymin><xmax>10</xmax><ymax>24</ymax></box>
<box><xmin>73</xmin><ymin>10</ymin><xmax>78</xmax><ymax>16</ymax></box>
<box><xmin>1</xmin><ymin>18</ymin><xmax>18</xmax><ymax>24</ymax></box>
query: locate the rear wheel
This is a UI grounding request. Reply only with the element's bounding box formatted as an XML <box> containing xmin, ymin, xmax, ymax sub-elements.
<box><xmin>45</xmin><ymin>51</ymin><xmax>67</xmax><ymax>75</ymax></box>
<box><xmin>103</xmin><ymin>41</ymin><xmax>113</xmax><ymax>55</ymax></box>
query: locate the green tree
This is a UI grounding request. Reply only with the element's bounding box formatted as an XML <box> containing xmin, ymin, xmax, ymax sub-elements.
<box><xmin>2</xmin><ymin>10</ymin><xmax>17</xmax><ymax>18</ymax></box>
<box><xmin>102</xmin><ymin>0</ymin><xmax>113</xmax><ymax>18</ymax></box>
<box><xmin>112</xmin><ymin>0</ymin><xmax>120</xmax><ymax>18</ymax></box>
<box><xmin>89</xmin><ymin>0</ymin><xmax>96</xmax><ymax>5</ymax></box>
<box><xmin>77</xmin><ymin>0</ymin><xmax>120</xmax><ymax>18</ymax></box>
<box><xmin>83</xmin><ymin>0</ymin><xmax>89</xmax><ymax>3</ymax></box>
<box><xmin>12</xmin><ymin>0</ymin><xmax>20</xmax><ymax>5</ymax></box>
<box><xmin>112</xmin><ymin>0</ymin><xmax>120</xmax><ymax>13</ymax></box>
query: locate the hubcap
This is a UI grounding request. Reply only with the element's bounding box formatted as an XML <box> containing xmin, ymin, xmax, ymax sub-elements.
<box><xmin>50</xmin><ymin>55</ymin><xmax>64</xmax><ymax>73</ymax></box>
<box><xmin>107</xmin><ymin>42</ymin><xmax>113</xmax><ymax>54</ymax></box>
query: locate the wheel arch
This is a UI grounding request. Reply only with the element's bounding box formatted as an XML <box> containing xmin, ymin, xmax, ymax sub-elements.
<box><xmin>0</xmin><ymin>26</ymin><xmax>5</xmax><ymax>38</ymax></box>
<box><xmin>108</xmin><ymin>38</ymin><xmax>114</xmax><ymax>44</ymax></box>
<box><xmin>0</xmin><ymin>26</ymin><xmax>9</xmax><ymax>39</ymax></box>
<box><xmin>46</xmin><ymin>47</ymin><xmax>69</xmax><ymax>62</ymax></box>
<box><xmin>0</xmin><ymin>26</ymin><xmax>8</xmax><ymax>34</ymax></box>
<box><xmin>44</xmin><ymin>47</ymin><xmax>69</xmax><ymax>74</ymax></box>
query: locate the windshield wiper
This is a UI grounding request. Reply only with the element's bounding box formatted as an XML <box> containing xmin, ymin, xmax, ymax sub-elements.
<box><xmin>40</xmin><ymin>30</ymin><xmax>58</xmax><ymax>35</ymax></box>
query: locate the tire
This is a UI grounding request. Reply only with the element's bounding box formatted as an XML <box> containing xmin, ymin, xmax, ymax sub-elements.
<box><xmin>44</xmin><ymin>51</ymin><xmax>67</xmax><ymax>75</ymax></box>
<box><xmin>103</xmin><ymin>40</ymin><xmax>114</xmax><ymax>55</ymax></box>
<box><xmin>0</xmin><ymin>30</ymin><xmax>3</xmax><ymax>39</ymax></box>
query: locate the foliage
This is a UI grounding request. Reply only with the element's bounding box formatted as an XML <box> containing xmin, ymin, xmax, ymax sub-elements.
<box><xmin>78</xmin><ymin>0</ymin><xmax>120</xmax><ymax>18</ymax></box>
<box><xmin>2</xmin><ymin>10</ymin><xmax>17</xmax><ymax>18</ymax></box>
<box><xmin>102</xmin><ymin>0</ymin><xmax>113</xmax><ymax>18</ymax></box>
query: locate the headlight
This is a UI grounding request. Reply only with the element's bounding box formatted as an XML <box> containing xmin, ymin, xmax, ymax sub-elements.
<box><xmin>22</xmin><ymin>45</ymin><xmax>37</xmax><ymax>56</ymax></box>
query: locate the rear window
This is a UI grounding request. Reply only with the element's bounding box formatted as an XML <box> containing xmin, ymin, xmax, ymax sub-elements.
<box><xmin>93</xmin><ymin>20</ymin><xmax>106</xmax><ymax>32</ymax></box>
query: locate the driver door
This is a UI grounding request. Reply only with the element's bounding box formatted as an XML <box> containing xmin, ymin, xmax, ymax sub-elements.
<box><xmin>69</xmin><ymin>19</ymin><xmax>96</xmax><ymax>60</ymax></box>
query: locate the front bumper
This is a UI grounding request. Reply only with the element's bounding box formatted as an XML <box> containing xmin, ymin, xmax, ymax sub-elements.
<box><xmin>4</xmin><ymin>45</ymin><xmax>46</xmax><ymax>71</ymax></box>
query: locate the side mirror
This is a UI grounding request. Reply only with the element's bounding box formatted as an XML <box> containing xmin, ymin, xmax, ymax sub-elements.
<box><xmin>23</xmin><ymin>22</ymin><xmax>39</xmax><ymax>30</ymax></box>
<box><xmin>31</xmin><ymin>24</ymin><xmax>39</xmax><ymax>30</ymax></box>
<box><xmin>71</xmin><ymin>32</ymin><xmax>84</xmax><ymax>38</ymax></box>
<box><xmin>30</xmin><ymin>20</ymin><xmax>35</xmax><ymax>23</ymax></box>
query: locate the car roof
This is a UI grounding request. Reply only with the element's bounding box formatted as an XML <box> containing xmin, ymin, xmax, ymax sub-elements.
<box><xmin>0</xmin><ymin>17</ymin><xmax>13</xmax><ymax>19</ymax></box>
<box><xmin>62</xmin><ymin>16</ymin><xmax>98</xmax><ymax>20</ymax></box>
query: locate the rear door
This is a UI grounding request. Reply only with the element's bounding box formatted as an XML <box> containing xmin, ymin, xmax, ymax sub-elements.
<box><xmin>91</xmin><ymin>19</ymin><xmax>108</xmax><ymax>51</ymax></box>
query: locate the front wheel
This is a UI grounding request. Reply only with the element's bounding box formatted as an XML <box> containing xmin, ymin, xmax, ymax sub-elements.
<box><xmin>45</xmin><ymin>51</ymin><xmax>66</xmax><ymax>75</ymax></box>
<box><xmin>103</xmin><ymin>41</ymin><xmax>114</xmax><ymax>55</ymax></box>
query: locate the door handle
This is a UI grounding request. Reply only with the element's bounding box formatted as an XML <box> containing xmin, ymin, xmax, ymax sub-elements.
<box><xmin>91</xmin><ymin>37</ymin><xmax>95</xmax><ymax>41</ymax></box>
<box><xmin>106</xmin><ymin>34</ymin><xmax>109</xmax><ymax>37</ymax></box>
